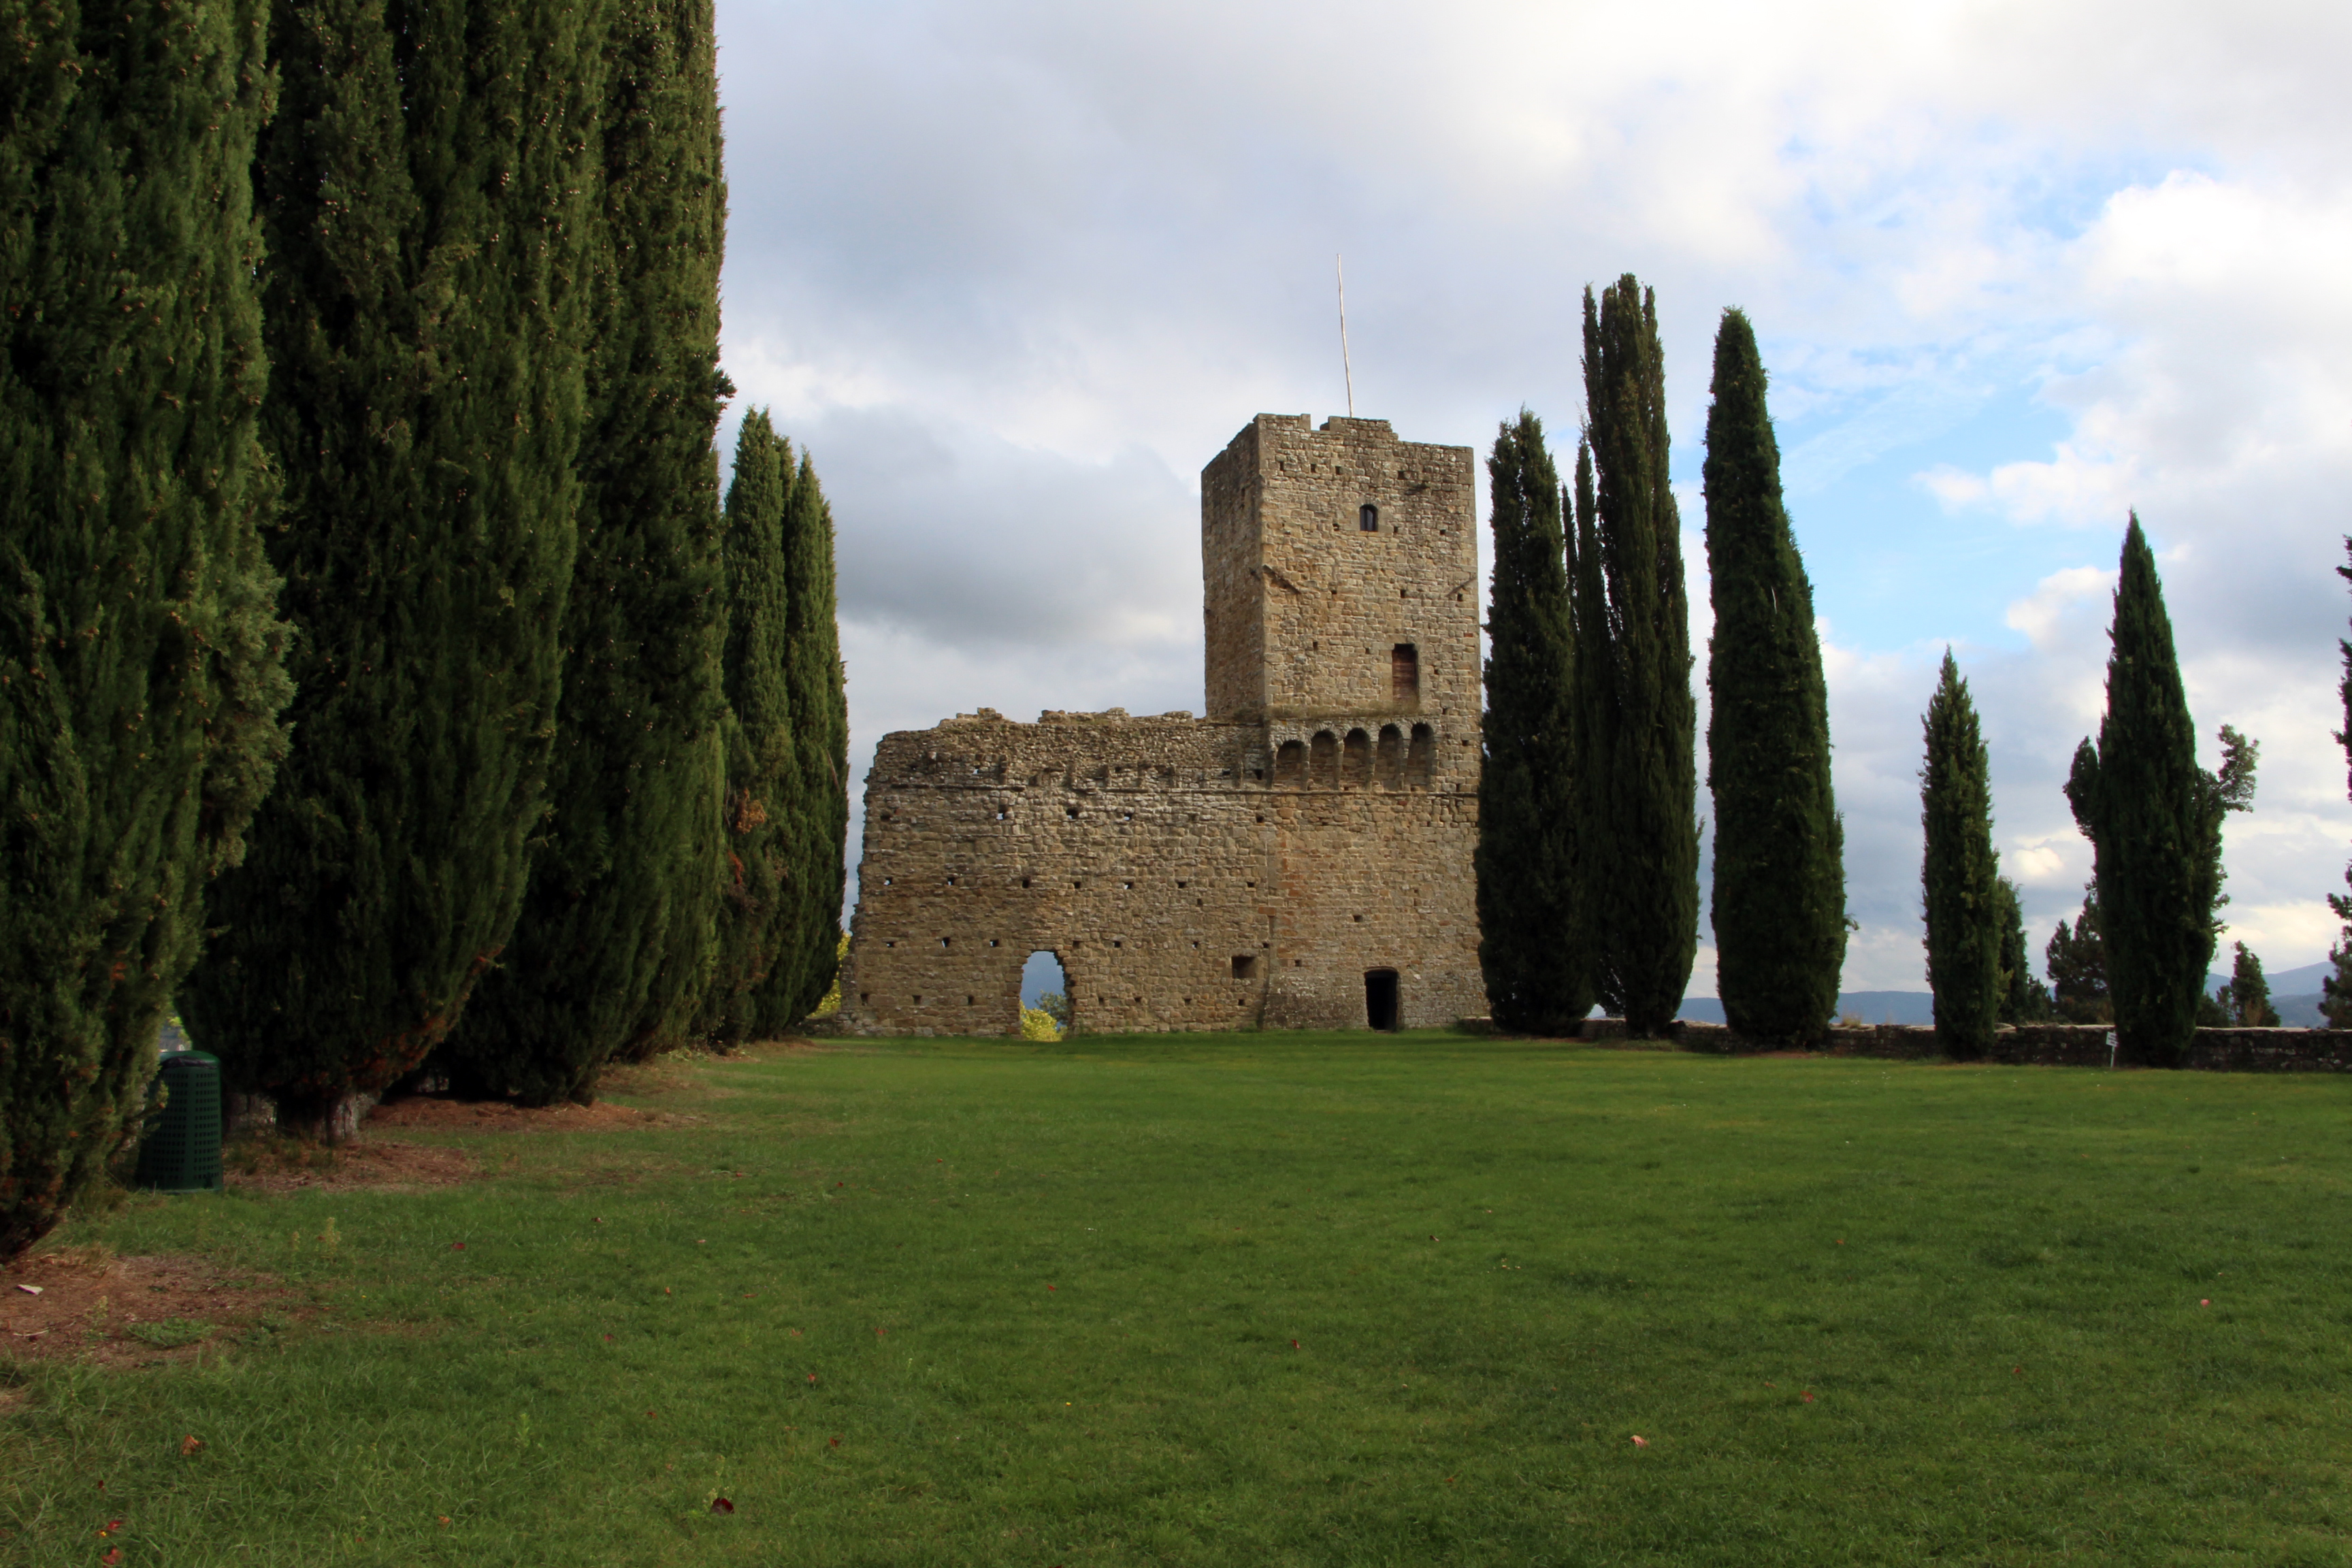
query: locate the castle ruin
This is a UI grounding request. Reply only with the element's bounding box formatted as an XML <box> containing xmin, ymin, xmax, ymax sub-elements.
<box><xmin>838</xmin><ymin>414</ymin><xmax>1485</xmax><ymax>1035</ymax></box>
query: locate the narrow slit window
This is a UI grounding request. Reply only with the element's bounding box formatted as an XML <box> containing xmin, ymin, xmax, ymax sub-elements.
<box><xmin>1392</xmin><ymin>643</ymin><xmax>1420</xmax><ymax>704</ymax></box>
<box><xmin>1359</xmin><ymin>503</ymin><xmax>1379</xmax><ymax>532</ymax></box>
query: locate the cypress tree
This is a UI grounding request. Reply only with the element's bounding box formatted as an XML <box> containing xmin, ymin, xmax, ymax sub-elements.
<box><xmin>1</xmin><ymin>0</ymin><xmax>292</xmax><ymax>1258</ymax></box>
<box><xmin>442</xmin><ymin>0</ymin><xmax>730</xmax><ymax>1104</ymax></box>
<box><xmin>1920</xmin><ymin>651</ymin><xmax>2000</xmax><ymax>1059</ymax></box>
<box><xmin>1569</xmin><ymin>437</ymin><xmax>1615</xmax><ymax>998</ymax></box>
<box><xmin>2045</xmin><ymin>886</ymin><xmax>2111</xmax><ymax>1024</ymax></box>
<box><xmin>1702</xmin><ymin>309</ymin><xmax>1844</xmax><ymax>1045</ymax></box>
<box><xmin>1582</xmin><ymin>276</ymin><xmax>1698</xmax><ymax>1036</ymax></box>
<box><xmin>1475</xmin><ymin>411</ymin><xmax>1594</xmax><ymax>1034</ymax></box>
<box><xmin>2323</xmin><ymin>541</ymin><xmax>2352</xmax><ymax>1026</ymax></box>
<box><xmin>182</xmin><ymin>0</ymin><xmax>605</xmax><ymax>1137</ymax></box>
<box><xmin>698</xmin><ymin>412</ymin><xmax>798</xmax><ymax>1041</ymax></box>
<box><xmin>1994</xmin><ymin>877</ymin><xmax>2053</xmax><ymax>1024</ymax></box>
<box><xmin>2225</xmin><ymin>942</ymin><xmax>2279</xmax><ymax>1027</ymax></box>
<box><xmin>2063</xmin><ymin>517</ymin><xmax>2254</xmax><ymax>1066</ymax></box>
<box><xmin>758</xmin><ymin>448</ymin><xmax>851</xmax><ymax>1028</ymax></box>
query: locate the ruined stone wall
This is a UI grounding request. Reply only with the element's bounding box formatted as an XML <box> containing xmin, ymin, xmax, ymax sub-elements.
<box><xmin>838</xmin><ymin>708</ymin><xmax>1482</xmax><ymax>1036</ymax></box>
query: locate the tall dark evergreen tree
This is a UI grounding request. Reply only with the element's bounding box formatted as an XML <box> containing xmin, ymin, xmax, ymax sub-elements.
<box><xmin>1568</xmin><ymin>437</ymin><xmax>1616</xmax><ymax>1002</ymax></box>
<box><xmin>2323</xmin><ymin>541</ymin><xmax>2352</xmax><ymax>1027</ymax></box>
<box><xmin>182</xmin><ymin>0</ymin><xmax>606</xmax><ymax>1137</ymax></box>
<box><xmin>1920</xmin><ymin>651</ymin><xmax>2000</xmax><ymax>1059</ymax></box>
<box><xmin>2046</xmin><ymin>885</ymin><xmax>2110</xmax><ymax>1024</ymax></box>
<box><xmin>758</xmin><ymin>448</ymin><xmax>850</xmax><ymax>1029</ymax></box>
<box><xmin>2063</xmin><ymin>517</ymin><xmax>2255</xmax><ymax>1066</ymax></box>
<box><xmin>1702</xmin><ymin>309</ymin><xmax>1844</xmax><ymax>1045</ymax></box>
<box><xmin>1994</xmin><ymin>877</ymin><xmax>2053</xmax><ymax>1024</ymax></box>
<box><xmin>697</xmin><ymin>412</ymin><xmax>798</xmax><ymax>1041</ymax></box>
<box><xmin>442</xmin><ymin>0</ymin><xmax>730</xmax><ymax>1105</ymax></box>
<box><xmin>2225</xmin><ymin>942</ymin><xmax>2279</xmax><ymax>1028</ymax></box>
<box><xmin>1</xmin><ymin>0</ymin><xmax>292</xmax><ymax>1256</ymax></box>
<box><xmin>1581</xmin><ymin>276</ymin><xmax>1698</xmax><ymax>1036</ymax></box>
<box><xmin>1475</xmin><ymin>411</ymin><xmax>1594</xmax><ymax>1033</ymax></box>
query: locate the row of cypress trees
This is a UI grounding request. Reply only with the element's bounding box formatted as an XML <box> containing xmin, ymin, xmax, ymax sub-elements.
<box><xmin>5</xmin><ymin>0</ymin><xmax>849</xmax><ymax>1254</ymax></box>
<box><xmin>1480</xmin><ymin>282</ymin><xmax>1840</xmax><ymax>1042</ymax></box>
<box><xmin>1919</xmin><ymin>519</ymin><xmax>2256</xmax><ymax>1065</ymax></box>
<box><xmin>1482</xmin><ymin>290</ymin><xmax>2264</xmax><ymax>1067</ymax></box>
<box><xmin>698</xmin><ymin>413</ymin><xmax>849</xmax><ymax>1043</ymax></box>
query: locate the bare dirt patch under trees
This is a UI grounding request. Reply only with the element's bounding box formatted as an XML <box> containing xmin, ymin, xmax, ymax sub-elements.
<box><xmin>0</xmin><ymin>1249</ymin><xmax>306</xmax><ymax>1370</ymax></box>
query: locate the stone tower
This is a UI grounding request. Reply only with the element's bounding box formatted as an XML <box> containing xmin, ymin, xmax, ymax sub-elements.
<box><xmin>1202</xmin><ymin>414</ymin><xmax>1480</xmax><ymax>724</ymax></box>
<box><xmin>836</xmin><ymin>414</ymin><xmax>1484</xmax><ymax>1036</ymax></box>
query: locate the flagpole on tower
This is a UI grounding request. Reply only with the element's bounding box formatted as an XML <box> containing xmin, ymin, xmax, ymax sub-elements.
<box><xmin>1336</xmin><ymin>253</ymin><xmax>1355</xmax><ymax>418</ymax></box>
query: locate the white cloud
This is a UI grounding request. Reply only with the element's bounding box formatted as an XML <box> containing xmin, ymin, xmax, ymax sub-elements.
<box><xmin>2004</xmin><ymin>566</ymin><xmax>2113</xmax><ymax>651</ymax></box>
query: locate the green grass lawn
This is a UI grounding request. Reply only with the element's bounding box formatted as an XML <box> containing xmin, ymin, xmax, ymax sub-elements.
<box><xmin>5</xmin><ymin>1032</ymin><xmax>2351</xmax><ymax>1566</ymax></box>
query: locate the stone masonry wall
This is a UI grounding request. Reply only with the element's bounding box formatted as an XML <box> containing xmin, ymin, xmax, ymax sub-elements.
<box><xmin>838</xmin><ymin>708</ymin><xmax>1482</xmax><ymax>1036</ymax></box>
<box><xmin>1615</xmin><ymin>1019</ymin><xmax>2352</xmax><ymax>1072</ymax></box>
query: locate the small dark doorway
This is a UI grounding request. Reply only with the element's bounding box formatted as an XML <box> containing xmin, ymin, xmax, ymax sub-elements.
<box><xmin>1392</xmin><ymin>643</ymin><xmax>1419</xmax><ymax>704</ymax></box>
<box><xmin>1365</xmin><ymin>968</ymin><xmax>1400</xmax><ymax>1031</ymax></box>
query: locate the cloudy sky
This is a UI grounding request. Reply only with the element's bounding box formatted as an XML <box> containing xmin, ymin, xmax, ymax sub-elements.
<box><xmin>713</xmin><ymin>0</ymin><xmax>2352</xmax><ymax>994</ymax></box>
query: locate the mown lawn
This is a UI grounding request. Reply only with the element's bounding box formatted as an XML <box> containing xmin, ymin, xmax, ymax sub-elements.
<box><xmin>4</xmin><ymin>1032</ymin><xmax>2350</xmax><ymax>1566</ymax></box>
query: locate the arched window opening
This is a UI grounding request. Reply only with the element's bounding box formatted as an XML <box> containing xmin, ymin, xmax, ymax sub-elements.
<box><xmin>1359</xmin><ymin>503</ymin><xmax>1379</xmax><ymax>532</ymax></box>
<box><xmin>1274</xmin><ymin>739</ymin><xmax>1306</xmax><ymax>785</ymax></box>
<box><xmin>1342</xmin><ymin>728</ymin><xmax>1372</xmax><ymax>785</ymax></box>
<box><xmin>1407</xmin><ymin>722</ymin><xmax>1435</xmax><ymax>785</ymax></box>
<box><xmin>1375</xmin><ymin>723</ymin><xmax>1404</xmax><ymax>784</ymax></box>
<box><xmin>1021</xmin><ymin>950</ymin><xmax>1070</xmax><ymax>1039</ymax></box>
<box><xmin>1365</xmin><ymin>969</ymin><xmax>1401</xmax><ymax>1031</ymax></box>
<box><xmin>1392</xmin><ymin>642</ymin><xmax>1420</xmax><ymax>705</ymax></box>
<box><xmin>1309</xmin><ymin>730</ymin><xmax>1340</xmax><ymax>787</ymax></box>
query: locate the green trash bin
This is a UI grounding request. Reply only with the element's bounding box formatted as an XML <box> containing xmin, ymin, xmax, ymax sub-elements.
<box><xmin>135</xmin><ymin>1049</ymin><xmax>224</xmax><ymax>1193</ymax></box>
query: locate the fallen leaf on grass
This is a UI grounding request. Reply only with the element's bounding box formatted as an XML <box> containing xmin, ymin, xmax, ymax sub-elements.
<box><xmin>438</xmin><ymin>1516</ymin><xmax>451</xmax><ymax>1527</ymax></box>
<box><xmin>873</xmin><ymin>1326</ymin><xmax>885</xmax><ymax>1337</ymax></box>
<box><xmin>2012</xmin><ymin>1367</ymin><xmax>2023</xmax><ymax>1375</ymax></box>
<box><xmin>14</xmin><ymin>1284</ymin><xmax>40</xmax><ymax>1296</ymax></box>
<box><xmin>97</xmin><ymin>1519</ymin><xmax>122</xmax><ymax>1537</ymax></box>
<box><xmin>101</xmin><ymin>1550</ymin><xmax>120</xmax><ymax>1566</ymax></box>
<box><xmin>830</xmin><ymin>1436</ymin><xmax>840</xmax><ymax>1447</ymax></box>
<box><xmin>709</xmin><ymin>1497</ymin><xmax>735</xmax><ymax>1515</ymax></box>
<box><xmin>450</xmin><ymin>1243</ymin><xmax>466</xmax><ymax>1252</ymax></box>
<box><xmin>2200</xmin><ymin>1298</ymin><xmax>2211</xmax><ymax>1307</ymax></box>
<box><xmin>180</xmin><ymin>1435</ymin><xmax>203</xmax><ymax>1456</ymax></box>
<box><xmin>1630</xmin><ymin>1436</ymin><xmax>1647</xmax><ymax>1448</ymax></box>
<box><xmin>1800</xmin><ymin>1391</ymin><xmax>1815</xmax><ymax>1404</ymax></box>
<box><xmin>1290</xmin><ymin>1339</ymin><xmax>1300</xmax><ymax>1350</ymax></box>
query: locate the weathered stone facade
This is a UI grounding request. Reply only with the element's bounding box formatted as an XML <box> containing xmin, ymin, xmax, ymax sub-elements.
<box><xmin>839</xmin><ymin>414</ymin><xmax>1485</xmax><ymax>1036</ymax></box>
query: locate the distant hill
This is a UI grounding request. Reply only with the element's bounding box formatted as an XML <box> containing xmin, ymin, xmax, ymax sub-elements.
<box><xmin>1677</xmin><ymin>961</ymin><xmax>2344</xmax><ymax>1029</ymax></box>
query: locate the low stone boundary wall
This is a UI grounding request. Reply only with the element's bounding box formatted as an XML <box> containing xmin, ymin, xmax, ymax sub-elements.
<box><xmin>1578</xmin><ymin>1018</ymin><xmax>2352</xmax><ymax>1072</ymax></box>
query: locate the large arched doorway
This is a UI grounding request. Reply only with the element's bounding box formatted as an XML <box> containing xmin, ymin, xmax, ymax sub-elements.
<box><xmin>1022</xmin><ymin>950</ymin><xmax>1069</xmax><ymax>1038</ymax></box>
